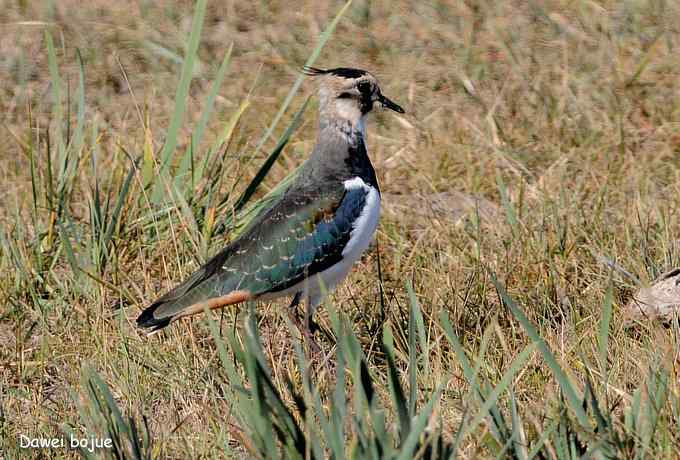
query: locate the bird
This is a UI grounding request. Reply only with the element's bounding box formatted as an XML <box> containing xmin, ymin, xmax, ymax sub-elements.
<box><xmin>137</xmin><ymin>66</ymin><xmax>405</xmax><ymax>340</ymax></box>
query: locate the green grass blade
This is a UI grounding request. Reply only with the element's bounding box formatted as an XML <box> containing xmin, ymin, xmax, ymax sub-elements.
<box><xmin>70</xmin><ymin>49</ymin><xmax>86</xmax><ymax>156</ymax></box>
<box><xmin>144</xmin><ymin>39</ymin><xmax>184</xmax><ymax>65</ymax></box>
<box><xmin>170</xmin><ymin>180</ymin><xmax>200</xmax><ymax>245</ymax></box>
<box><xmin>175</xmin><ymin>43</ymin><xmax>233</xmax><ymax>191</ymax></box>
<box><xmin>202</xmin><ymin>308</ymin><xmax>251</xmax><ymax>427</ymax></box>
<box><xmin>28</xmin><ymin>131</ymin><xmax>39</xmax><ymax>217</ymax></box>
<box><xmin>496</xmin><ymin>171</ymin><xmax>519</xmax><ymax>237</ymax></box>
<box><xmin>526</xmin><ymin>414</ymin><xmax>560</xmax><ymax>459</ymax></box>
<box><xmin>383</xmin><ymin>324</ymin><xmax>411</xmax><ymax>441</ymax></box>
<box><xmin>409</xmin><ymin>282</ymin><xmax>429</xmax><ymax>379</ymax></box>
<box><xmin>242</xmin><ymin>307</ymin><xmax>280</xmax><ymax>456</ymax></box>
<box><xmin>327</xmin><ymin>305</ymin><xmax>347</xmax><ymax>459</ymax></box>
<box><xmin>395</xmin><ymin>384</ymin><xmax>445</xmax><ymax>460</ymax></box>
<box><xmin>440</xmin><ymin>309</ymin><xmax>501</xmax><ymax>453</ymax></box>
<box><xmin>470</xmin><ymin>321</ymin><xmax>495</xmax><ymax>399</ymax></box>
<box><xmin>490</xmin><ymin>274</ymin><xmax>590</xmax><ymax>427</ymax></box>
<box><xmin>250</xmin><ymin>0</ymin><xmax>354</xmax><ymax>159</ymax></box>
<box><xmin>60</xmin><ymin>425</ymin><xmax>97</xmax><ymax>460</ymax></box>
<box><xmin>210</xmin><ymin>2</ymin><xmax>354</xmax><ymax>236</ymax></box>
<box><xmin>152</xmin><ymin>0</ymin><xmax>208</xmax><ymax>202</ymax></box>
<box><xmin>439</xmin><ymin>311</ymin><xmax>475</xmax><ymax>381</ymax></box>
<box><xmin>44</xmin><ymin>33</ymin><xmax>77</xmax><ymax>218</ymax></box>
<box><xmin>462</xmin><ymin>343</ymin><xmax>536</xmax><ymax>444</ymax></box>
<box><xmin>625</xmin><ymin>30</ymin><xmax>664</xmax><ymax>87</ymax></box>
<box><xmin>233</xmin><ymin>95</ymin><xmax>310</xmax><ymax>213</ymax></box>
<box><xmin>45</xmin><ymin>30</ymin><xmax>64</xmax><ymax>154</ymax></box>
<box><xmin>205</xmin><ymin>315</ymin><xmax>280</xmax><ymax>458</ymax></box>
<box><xmin>202</xmin><ymin>98</ymin><xmax>250</xmax><ymax>177</ymax></box>
<box><xmin>509</xmin><ymin>390</ymin><xmax>528</xmax><ymax>460</ymax></box>
<box><xmin>584</xmin><ymin>374</ymin><xmax>609</xmax><ymax>435</ymax></box>
<box><xmin>139</xmin><ymin>114</ymin><xmax>156</xmax><ymax>187</ymax></box>
<box><xmin>57</xmin><ymin>220</ymin><xmax>80</xmax><ymax>281</ymax></box>
<box><xmin>101</xmin><ymin>159</ymin><xmax>136</xmax><ymax>260</ymax></box>
<box><xmin>407</xmin><ymin>282</ymin><xmax>418</xmax><ymax>419</ymax></box>
<box><xmin>598</xmin><ymin>277</ymin><xmax>613</xmax><ymax>376</ymax></box>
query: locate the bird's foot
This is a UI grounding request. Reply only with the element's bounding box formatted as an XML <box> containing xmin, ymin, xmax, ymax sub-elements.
<box><xmin>307</xmin><ymin>316</ymin><xmax>321</xmax><ymax>335</ymax></box>
<box><xmin>301</xmin><ymin>327</ymin><xmax>338</xmax><ymax>379</ymax></box>
<box><xmin>303</xmin><ymin>327</ymin><xmax>323</xmax><ymax>357</ymax></box>
<box><xmin>286</xmin><ymin>304</ymin><xmax>323</xmax><ymax>357</ymax></box>
<box><xmin>285</xmin><ymin>293</ymin><xmax>334</xmax><ymax>372</ymax></box>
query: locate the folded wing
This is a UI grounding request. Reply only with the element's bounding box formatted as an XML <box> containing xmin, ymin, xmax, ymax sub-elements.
<box><xmin>137</xmin><ymin>183</ymin><xmax>368</xmax><ymax>332</ymax></box>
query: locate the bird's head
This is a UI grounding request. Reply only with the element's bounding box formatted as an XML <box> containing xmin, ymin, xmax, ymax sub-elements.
<box><xmin>304</xmin><ymin>66</ymin><xmax>404</xmax><ymax>129</ymax></box>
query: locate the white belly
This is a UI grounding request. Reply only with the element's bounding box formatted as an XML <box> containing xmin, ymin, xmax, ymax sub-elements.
<box><xmin>263</xmin><ymin>177</ymin><xmax>381</xmax><ymax>307</ymax></box>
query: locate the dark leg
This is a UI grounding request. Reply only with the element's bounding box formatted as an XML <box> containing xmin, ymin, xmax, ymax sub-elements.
<box><xmin>302</xmin><ymin>299</ymin><xmax>322</xmax><ymax>357</ymax></box>
<box><xmin>304</xmin><ymin>299</ymin><xmax>335</xmax><ymax>375</ymax></box>
<box><xmin>286</xmin><ymin>292</ymin><xmax>304</xmax><ymax>332</ymax></box>
<box><xmin>306</xmin><ymin>307</ymin><xmax>321</xmax><ymax>334</ymax></box>
<box><xmin>304</xmin><ymin>305</ymin><xmax>320</xmax><ymax>334</ymax></box>
<box><xmin>286</xmin><ymin>293</ymin><xmax>322</xmax><ymax>358</ymax></box>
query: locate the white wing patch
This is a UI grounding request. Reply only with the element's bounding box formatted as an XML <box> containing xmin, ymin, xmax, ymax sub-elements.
<box><xmin>341</xmin><ymin>177</ymin><xmax>381</xmax><ymax>260</ymax></box>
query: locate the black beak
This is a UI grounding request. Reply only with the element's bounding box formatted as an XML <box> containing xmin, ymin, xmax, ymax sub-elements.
<box><xmin>378</xmin><ymin>93</ymin><xmax>405</xmax><ymax>114</ymax></box>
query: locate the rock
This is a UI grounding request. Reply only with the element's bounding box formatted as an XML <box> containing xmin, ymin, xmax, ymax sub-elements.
<box><xmin>626</xmin><ymin>268</ymin><xmax>680</xmax><ymax>320</ymax></box>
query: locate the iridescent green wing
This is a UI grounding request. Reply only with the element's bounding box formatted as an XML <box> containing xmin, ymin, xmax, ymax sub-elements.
<box><xmin>220</xmin><ymin>184</ymin><xmax>369</xmax><ymax>295</ymax></box>
<box><xmin>138</xmin><ymin>184</ymin><xmax>368</xmax><ymax>331</ymax></box>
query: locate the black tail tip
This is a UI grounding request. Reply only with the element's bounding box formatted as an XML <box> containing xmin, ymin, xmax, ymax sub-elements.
<box><xmin>137</xmin><ymin>303</ymin><xmax>172</xmax><ymax>333</ymax></box>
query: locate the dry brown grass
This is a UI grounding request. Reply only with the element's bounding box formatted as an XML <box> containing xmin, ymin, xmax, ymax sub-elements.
<box><xmin>3</xmin><ymin>0</ymin><xmax>680</xmax><ymax>458</ymax></box>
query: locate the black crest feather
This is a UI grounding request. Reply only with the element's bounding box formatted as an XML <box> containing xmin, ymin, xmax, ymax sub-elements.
<box><xmin>303</xmin><ymin>66</ymin><xmax>368</xmax><ymax>79</ymax></box>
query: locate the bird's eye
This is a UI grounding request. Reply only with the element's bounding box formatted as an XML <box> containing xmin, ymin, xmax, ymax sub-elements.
<box><xmin>357</xmin><ymin>81</ymin><xmax>372</xmax><ymax>94</ymax></box>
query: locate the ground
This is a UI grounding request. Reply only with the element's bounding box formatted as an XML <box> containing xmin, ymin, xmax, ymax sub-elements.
<box><xmin>2</xmin><ymin>0</ymin><xmax>680</xmax><ymax>458</ymax></box>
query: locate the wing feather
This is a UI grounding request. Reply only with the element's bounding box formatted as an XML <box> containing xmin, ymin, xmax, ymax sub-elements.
<box><xmin>138</xmin><ymin>183</ymin><xmax>368</xmax><ymax>331</ymax></box>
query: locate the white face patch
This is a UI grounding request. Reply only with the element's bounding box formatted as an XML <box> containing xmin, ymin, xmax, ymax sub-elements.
<box><xmin>334</xmin><ymin>98</ymin><xmax>363</xmax><ymax>126</ymax></box>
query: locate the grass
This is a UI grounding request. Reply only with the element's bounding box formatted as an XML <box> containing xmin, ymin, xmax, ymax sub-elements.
<box><xmin>2</xmin><ymin>0</ymin><xmax>680</xmax><ymax>458</ymax></box>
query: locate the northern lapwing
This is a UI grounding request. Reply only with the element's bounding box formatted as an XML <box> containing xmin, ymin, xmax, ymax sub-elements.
<box><xmin>137</xmin><ymin>66</ymin><xmax>404</xmax><ymax>340</ymax></box>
